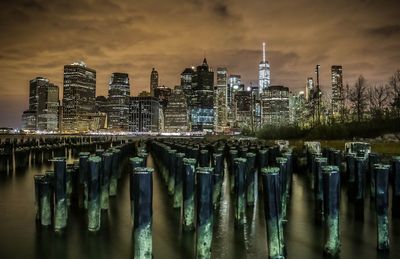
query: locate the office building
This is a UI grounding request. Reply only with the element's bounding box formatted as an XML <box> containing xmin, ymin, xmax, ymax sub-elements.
<box><xmin>62</xmin><ymin>61</ymin><xmax>96</xmax><ymax>132</ymax></box>
<box><xmin>331</xmin><ymin>65</ymin><xmax>344</xmax><ymax>116</ymax></box>
<box><xmin>150</xmin><ymin>68</ymin><xmax>159</xmax><ymax>96</ymax></box>
<box><xmin>164</xmin><ymin>86</ymin><xmax>188</xmax><ymax>132</ymax></box>
<box><xmin>258</xmin><ymin>42</ymin><xmax>271</xmax><ymax>93</ymax></box>
<box><xmin>128</xmin><ymin>96</ymin><xmax>160</xmax><ymax>132</ymax></box>
<box><xmin>215</xmin><ymin>67</ymin><xmax>228</xmax><ymax>131</ymax></box>
<box><xmin>260</xmin><ymin>85</ymin><xmax>290</xmax><ymax>126</ymax></box>
<box><xmin>108</xmin><ymin>72</ymin><xmax>130</xmax><ymax>131</ymax></box>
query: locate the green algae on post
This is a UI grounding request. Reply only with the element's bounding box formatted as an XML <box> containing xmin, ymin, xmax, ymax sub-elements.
<box><xmin>88</xmin><ymin>156</ymin><xmax>101</xmax><ymax>232</ymax></box>
<box><xmin>261</xmin><ymin>167</ymin><xmax>285</xmax><ymax>259</ymax></box>
<box><xmin>322</xmin><ymin>165</ymin><xmax>341</xmax><ymax>256</ymax></box>
<box><xmin>183</xmin><ymin>158</ymin><xmax>196</xmax><ymax>231</ymax></box>
<box><xmin>132</xmin><ymin>167</ymin><xmax>153</xmax><ymax>259</ymax></box>
<box><xmin>374</xmin><ymin>164</ymin><xmax>390</xmax><ymax>251</ymax></box>
<box><xmin>196</xmin><ymin>167</ymin><xmax>213</xmax><ymax>259</ymax></box>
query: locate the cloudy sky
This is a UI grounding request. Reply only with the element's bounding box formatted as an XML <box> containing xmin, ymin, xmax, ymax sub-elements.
<box><xmin>0</xmin><ymin>0</ymin><xmax>399</xmax><ymax>128</ymax></box>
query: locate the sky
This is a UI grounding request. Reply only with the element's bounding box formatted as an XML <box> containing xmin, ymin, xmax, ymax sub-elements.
<box><xmin>0</xmin><ymin>0</ymin><xmax>399</xmax><ymax>128</ymax></box>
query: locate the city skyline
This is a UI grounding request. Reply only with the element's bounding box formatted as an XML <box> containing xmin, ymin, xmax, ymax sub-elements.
<box><xmin>1</xmin><ymin>0</ymin><xmax>400</xmax><ymax>127</ymax></box>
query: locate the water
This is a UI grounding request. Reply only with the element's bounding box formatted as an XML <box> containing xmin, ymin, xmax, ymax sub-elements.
<box><xmin>0</xmin><ymin>151</ymin><xmax>399</xmax><ymax>258</ymax></box>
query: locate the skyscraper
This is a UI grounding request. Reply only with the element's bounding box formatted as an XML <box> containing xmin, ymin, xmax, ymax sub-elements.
<box><xmin>128</xmin><ymin>96</ymin><xmax>160</xmax><ymax>132</ymax></box>
<box><xmin>258</xmin><ymin>42</ymin><xmax>271</xmax><ymax>93</ymax></box>
<box><xmin>227</xmin><ymin>74</ymin><xmax>241</xmax><ymax>109</ymax></box>
<box><xmin>37</xmin><ymin>82</ymin><xmax>59</xmax><ymax>131</ymax></box>
<box><xmin>62</xmin><ymin>61</ymin><xmax>96</xmax><ymax>132</ymax></box>
<box><xmin>331</xmin><ymin>65</ymin><xmax>344</xmax><ymax>116</ymax></box>
<box><xmin>260</xmin><ymin>85</ymin><xmax>290</xmax><ymax>126</ymax></box>
<box><xmin>150</xmin><ymin>68</ymin><xmax>159</xmax><ymax>96</ymax></box>
<box><xmin>305</xmin><ymin>77</ymin><xmax>314</xmax><ymax>102</ymax></box>
<box><xmin>21</xmin><ymin>77</ymin><xmax>59</xmax><ymax>131</ymax></box>
<box><xmin>108</xmin><ymin>72</ymin><xmax>130</xmax><ymax>131</ymax></box>
<box><xmin>216</xmin><ymin>67</ymin><xmax>228</xmax><ymax>131</ymax></box>
<box><xmin>190</xmin><ymin>58</ymin><xmax>214</xmax><ymax>131</ymax></box>
<box><xmin>164</xmin><ymin>86</ymin><xmax>188</xmax><ymax>132</ymax></box>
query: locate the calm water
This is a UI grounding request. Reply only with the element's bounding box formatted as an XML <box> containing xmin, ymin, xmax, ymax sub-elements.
<box><xmin>0</xmin><ymin>150</ymin><xmax>399</xmax><ymax>259</ymax></box>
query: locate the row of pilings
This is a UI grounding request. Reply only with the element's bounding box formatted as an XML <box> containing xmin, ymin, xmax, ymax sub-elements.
<box><xmin>1</xmin><ymin>136</ymin><xmax>123</xmax><ymax>174</ymax></box>
<box><xmin>29</xmin><ymin>136</ymin><xmax>400</xmax><ymax>258</ymax></box>
<box><xmin>33</xmin><ymin>139</ymin><xmax>137</xmax><ymax>232</ymax></box>
<box><xmin>148</xmin><ymin>138</ymin><xmax>295</xmax><ymax>259</ymax></box>
<box><xmin>306</xmin><ymin>146</ymin><xmax>400</xmax><ymax>255</ymax></box>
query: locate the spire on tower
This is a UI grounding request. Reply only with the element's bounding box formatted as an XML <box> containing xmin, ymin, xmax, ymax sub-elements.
<box><xmin>262</xmin><ymin>42</ymin><xmax>266</xmax><ymax>63</ymax></box>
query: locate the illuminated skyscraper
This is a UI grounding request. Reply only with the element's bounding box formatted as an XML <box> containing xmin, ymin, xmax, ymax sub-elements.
<box><xmin>190</xmin><ymin>58</ymin><xmax>214</xmax><ymax>131</ymax></box>
<box><xmin>108</xmin><ymin>72</ymin><xmax>130</xmax><ymax>131</ymax></box>
<box><xmin>305</xmin><ymin>77</ymin><xmax>314</xmax><ymax>102</ymax></box>
<box><xmin>22</xmin><ymin>77</ymin><xmax>59</xmax><ymax>131</ymax></box>
<box><xmin>128</xmin><ymin>96</ymin><xmax>160</xmax><ymax>132</ymax></box>
<box><xmin>331</xmin><ymin>65</ymin><xmax>344</xmax><ymax>116</ymax></box>
<box><xmin>258</xmin><ymin>42</ymin><xmax>271</xmax><ymax>93</ymax></box>
<box><xmin>62</xmin><ymin>61</ymin><xmax>96</xmax><ymax>132</ymax></box>
<box><xmin>150</xmin><ymin>68</ymin><xmax>158</xmax><ymax>96</ymax></box>
<box><xmin>227</xmin><ymin>74</ymin><xmax>241</xmax><ymax>108</ymax></box>
<box><xmin>260</xmin><ymin>85</ymin><xmax>290</xmax><ymax>126</ymax></box>
<box><xmin>215</xmin><ymin>67</ymin><xmax>228</xmax><ymax>131</ymax></box>
<box><xmin>164</xmin><ymin>86</ymin><xmax>188</xmax><ymax>132</ymax></box>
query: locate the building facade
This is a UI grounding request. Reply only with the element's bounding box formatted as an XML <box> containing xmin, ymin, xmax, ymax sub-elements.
<box><xmin>21</xmin><ymin>77</ymin><xmax>59</xmax><ymax>131</ymax></box>
<box><xmin>190</xmin><ymin>58</ymin><xmax>214</xmax><ymax>131</ymax></box>
<box><xmin>128</xmin><ymin>96</ymin><xmax>160</xmax><ymax>132</ymax></box>
<box><xmin>331</xmin><ymin>65</ymin><xmax>344</xmax><ymax>116</ymax></box>
<box><xmin>62</xmin><ymin>61</ymin><xmax>96</xmax><ymax>132</ymax></box>
<box><xmin>258</xmin><ymin>42</ymin><xmax>271</xmax><ymax>93</ymax></box>
<box><xmin>150</xmin><ymin>68</ymin><xmax>159</xmax><ymax>97</ymax></box>
<box><xmin>107</xmin><ymin>72</ymin><xmax>130</xmax><ymax>131</ymax></box>
<box><xmin>260</xmin><ymin>85</ymin><xmax>290</xmax><ymax>126</ymax></box>
<box><xmin>164</xmin><ymin>86</ymin><xmax>188</xmax><ymax>132</ymax></box>
<box><xmin>233</xmin><ymin>90</ymin><xmax>252</xmax><ymax>128</ymax></box>
<box><xmin>215</xmin><ymin>67</ymin><xmax>228</xmax><ymax>131</ymax></box>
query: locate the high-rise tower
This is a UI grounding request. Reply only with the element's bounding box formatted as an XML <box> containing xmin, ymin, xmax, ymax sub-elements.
<box><xmin>150</xmin><ymin>68</ymin><xmax>158</xmax><ymax>97</ymax></box>
<box><xmin>108</xmin><ymin>72</ymin><xmax>130</xmax><ymax>131</ymax></box>
<box><xmin>258</xmin><ymin>42</ymin><xmax>271</xmax><ymax>93</ymax></box>
<box><xmin>62</xmin><ymin>61</ymin><xmax>96</xmax><ymax>132</ymax></box>
<box><xmin>331</xmin><ymin>65</ymin><xmax>344</xmax><ymax>116</ymax></box>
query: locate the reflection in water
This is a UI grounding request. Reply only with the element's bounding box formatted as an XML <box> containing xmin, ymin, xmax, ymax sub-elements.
<box><xmin>0</xmin><ymin>151</ymin><xmax>399</xmax><ymax>259</ymax></box>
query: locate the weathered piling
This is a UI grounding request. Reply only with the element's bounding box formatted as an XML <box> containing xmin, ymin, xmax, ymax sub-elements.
<box><xmin>79</xmin><ymin>152</ymin><xmax>90</xmax><ymax>209</ymax></box>
<box><xmin>53</xmin><ymin>157</ymin><xmax>67</xmax><ymax>232</ymax></box>
<box><xmin>109</xmin><ymin>149</ymin><xmax>120</xmax><ymax>196</ymax></box>
<box><xmin>173</xmin><ymin>153</ymin><xmax>185</xmax><ymax>208</ymax></box>
<box><xmin>129</xmin><ymin>157</ymin><xmax>145</xmax><ymax>224</ymax></box>
<box><xmin>369</xmin><ymin>152</ymin><xmax>380</xmax><ymax>200</ymax></box>
<box><xmin>168</xmin><ymin>149</ymin><xmax>177</xmax><ymax>195</ymax></box>
<box><xmin>354</xmin><ymin>156</ymin><xmax>366</xmax><ymax>220</ymax></box>
<box><xmin>245</xmin><ymin>152</ymin><xmax>256</xmax><ymax>206</ymax></box>
<box><xmin>132</xmin><ymin>167</ymin><xmax>153</xmax><ymax>259</ymax></box>
<box><xmin>346</xmin><ymin>153</ymin><xmax>356</xmax><ymax>200</ymax></box>
<box><xmin>196</xmin><ymin>167</ymin><xmax>213</xmax><ymax>259</ymax></box>
<box><xmin>199</xmin><ymin>149</ymin><xmax>209</xmax><ymax>167</ymax></box>
<box><xmin>322</xmin><ymin>165</ymin><xmax>341</xmax><ymax>256</ymax></box>
<box><xmin>39</xmin><ymin>176</ymin><xmax>52</xmax><ymax>227</ymax></box>
<box><xmin>374</xmin><ymin>164</ymin><xmax>390</xmax><ymax>251</ymax></box>
<box><xmin>138</xmin><ymin>152</ymin><xmax>149</xmax><ymax>167</ymax></box>
<box><xmin>261</xmin><ymin>167</ymin><xmax>285</xmax><ymax>259</ymax></box>
<box><xmin>183</xmin><ymin>158</ymin><xmax>196</xmax><ymax>231</ymax></box>
<box><xmin>393</xmin><ymin>156</ymin><xmax>400</xmax><ymax>218</ymax></box>
<box><xmin>234</xmin><ymin>158</ymin><xmax>247</xmax><ymax>226</ymax></box>
<box><xmin>276</xmin><ymin>157</ymin><xmax>288</xmax><ymax>222</ymax></box>
<box><xmin>34</xmin><ymin>175</ymin><xmax>44</xmax><ymax>221</ymax></box>
<box><xmin>314</xmin><ymin>157</ymin><xmax>327</xmax><ymax>223</ymax></box>
<box><xmin>212</xmin><ymin>153</ymin><xmax>223</xmax><ymax>206</ymax></box>
<box><xmin>101</xmin><ymin>152</ymin><xmax>112</xmax><ymax>210</ymax></box>
<box><xmin>229</xmin><ymin>149</ymin><xmax>238</xmax><ymax>193</ymax></box>
<box><xmin>88</xmin><ymin>156</ymin><xmax>101</xmax><ymax>232</ymax></box>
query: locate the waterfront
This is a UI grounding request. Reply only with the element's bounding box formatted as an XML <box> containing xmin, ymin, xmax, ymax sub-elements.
<box><xmin>0</xmin><ymin>148</ymin><xmax>400</xmax><ymax>259</ymax></box>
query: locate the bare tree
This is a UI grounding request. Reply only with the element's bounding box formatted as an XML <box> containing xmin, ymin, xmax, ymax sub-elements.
<box><xmin>368</xmin><ymin>84</ymin><xmax>389</xmax><ymax>120</ymax></box>
<box><xmin>388</xmin><ymin>70</ymin><xmax>400</xmax><ymax>117</ymax></box>
<box><xmin>349</xmin><ymin>75</ymin><xmax>368</xmax><ymax>122</ymax></box>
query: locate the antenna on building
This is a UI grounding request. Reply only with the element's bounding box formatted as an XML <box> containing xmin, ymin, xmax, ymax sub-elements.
<box><xmin>262</xmin><ymin>42</ymin><xmax>266</xmax><ymax>63</ymax></box>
